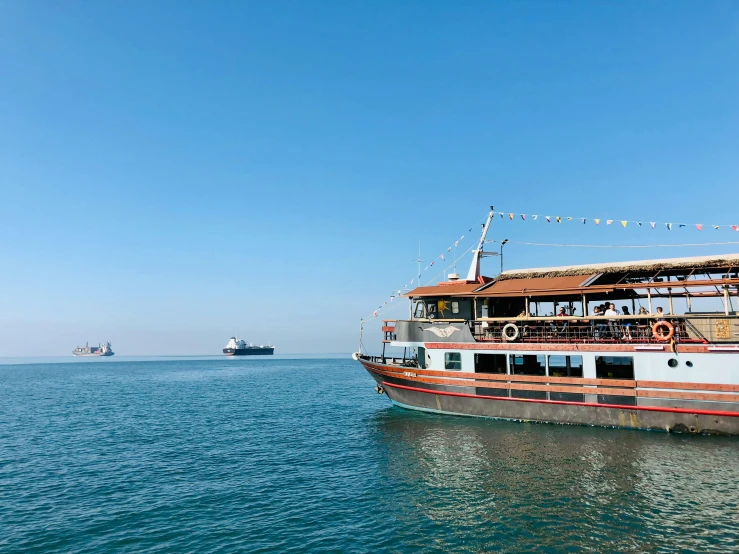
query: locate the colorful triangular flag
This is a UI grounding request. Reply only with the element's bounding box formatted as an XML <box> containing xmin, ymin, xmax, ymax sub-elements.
<box><xmin>509</xmin><ymin>213</ymin><xmax>514</xmax><ymax>220</ymax></box>
<box><xmin>666</xmin><ymin>223</ymin><xmax>672</xmax><ymax>231</ymax></box>
<box><xmin>546</xmin><ymin>216</ymin><xmax>551</xmax><ymax>222</ymax></box>
<box><xmin>581</xmin><ymin>218</ymin><xmax>586</xmax><ymax>224</ymax></box>
<box><xmin>594</xmin><ymin>219</ymin><xmax>600</xmax><ymax>225</ymax></box>
<box><xmin>732</xmin><ymin>225</ymin><xmax>738</xmax><ymax>232</ymax></box>
<box><xmin>440</xmin><ymin>254</ymin><xmax>444</xmax><ymax>260</ymax></box>
<box><xmin>430</xmin><ymin>261</ymin><xmax>435</xmax><ymax>266</ymax></box>
<box><xmin>679</xmin><ymin>224</ymin><xmax>686</xmax><ymax>229</ymax></box>
<box><xmin>532</xmin><ymin>215</ymin><xmax>538</xmax><ymax>220</ymax></box>
<box><xmin>637</xmin><ymin>222</ymin><xmax>642</xmax><ymax>227</ymax></box>
<box><xmin>556</xmin><ymin>216</ymin><xmax>561</xmax><ymax>223</ymax></box>
<box><xmin>567</xmin><ymin>217</ymin><xmax>572</xmax><ymax>221</ymax></box>
<box><xmin>650</xmin><ymin>222</ymin><xmax>656</xmax><ymax>229</ymax></box>
<box><xmin>714</xmin><ymin>225</ymin><xmax>720</xmax><ymax>230</ymax></box>
<box><xmin>621</xmin><ymin>221</ymin><xmax>627</xmax><ymax>228</ymax></box>
<box><xmin>696</xmin><ymin>224</ymin><xmax>703</xmax><ymax>231</ymax></box>
<box><xmin>607</xmin><ymin>220</ymin><xmax>613</xmax><ymax>225</ymax></box>
<box><xmin>521</xmin><ymin>214</ymin><xmax>526</xmax><ymax>220</ymax></box>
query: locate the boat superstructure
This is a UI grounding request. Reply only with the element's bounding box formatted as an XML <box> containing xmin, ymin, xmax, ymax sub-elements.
<box><xmin>223</xmin><ymin>336</ymin><xmax>275</xmax><ymax>356</ymax></box>
<box><xmin>73</xmin><ymin>342</ymin><xmax>114</xmax><ymax>357</ymax></box>
<box><xmin>356</xmin><ymin>207</ymin><xmax>739</xmax><ymax>435</ymax></box>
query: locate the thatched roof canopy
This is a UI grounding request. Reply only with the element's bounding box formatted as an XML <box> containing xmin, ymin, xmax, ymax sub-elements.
<box><xmin>496</xmin><ymin>253</ymin><xmax>739</xmax><ymax>281</ymax></box>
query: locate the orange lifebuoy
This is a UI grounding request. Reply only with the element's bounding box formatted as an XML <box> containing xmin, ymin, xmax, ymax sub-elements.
<box><xmin>652</xmin><ymin>321</ymin><xmax>675</xmax><ymax>342</ymax></box>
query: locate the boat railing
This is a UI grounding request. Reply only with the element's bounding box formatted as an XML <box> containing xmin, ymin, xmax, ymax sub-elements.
<box><xmin>468</xmin><ymin>314</ymin><xmax>739</xmax><ymax>345</ymax></box>
<box><xmin>360</xmin><ymin>354</ymin><xmax>420</xmax><ymax>367</ymax></box>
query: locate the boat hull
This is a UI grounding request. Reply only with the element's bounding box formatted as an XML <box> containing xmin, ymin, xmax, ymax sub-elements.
<box><xmin>223</xmin><ymin>347</ymin><xmax>274</xmax><ymax>356</ymax></box>
<box><xmin>360</xmin><ymin>358</ymin><xmax>739</xmax><ymax>435</ymax></box>
<box><xmin>72</xmin><ymin>352</ymin><xmax>114</xmax><ymax>357</ymax></box>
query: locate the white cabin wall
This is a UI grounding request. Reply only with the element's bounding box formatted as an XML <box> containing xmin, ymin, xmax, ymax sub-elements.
<box><xmin>636</xmin><ymin>352</ymin><xmax>739</xmax><ymax>385</ymax></box>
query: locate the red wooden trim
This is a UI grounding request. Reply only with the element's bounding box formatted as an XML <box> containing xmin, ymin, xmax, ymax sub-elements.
<box><xmin>637</xmin><ymin>389</ymin><xmax>739</xmax><ymax>402</ymax></box>
<box><xmin>423</xmin><ymin>342</ymin><xmax>726</xmax><ymax>354</ymax></box>
<box><xmin>365</xmin><ymin>363</ymin><xmax>635</xmax><ymax>387</ymax></box>
<box><xmin>637</xmin><ymin>380</ymin><xmax>739</xmax><ymax>393</ymax></box>
<box><xmin>363</xmin><ymin>364</ymin><xmax>636</xmax><ymax>396</ymax></box>
<box><xmin>382</xmin><ymin>382</ymin><xmax>739</xmax><ymax>418</ymax></box>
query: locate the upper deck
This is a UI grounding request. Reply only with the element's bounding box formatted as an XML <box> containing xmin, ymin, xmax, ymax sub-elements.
<box><xmin>397</xmin><ymin>253</ymin><xmax>739</xmax><ymax>346</ymax></box>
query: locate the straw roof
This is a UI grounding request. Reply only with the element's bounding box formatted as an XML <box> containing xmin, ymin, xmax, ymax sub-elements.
<box><xmin>497</xmin><ymin>253</ymin><xmax>739</xmax><ymax>281</ymax></box>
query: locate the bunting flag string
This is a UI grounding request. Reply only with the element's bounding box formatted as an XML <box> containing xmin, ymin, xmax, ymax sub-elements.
<box><xmin>363</xmin><ymin>212</ymin><xmax>488</xmax><ymax>321</ymax></box>
<box><xmin>488</xmin><ymin>210</ymin><xmax>739</xmax><ymax>233</ymax></box>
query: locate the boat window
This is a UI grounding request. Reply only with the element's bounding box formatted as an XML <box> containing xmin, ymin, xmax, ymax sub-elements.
<box><xmin>509</xmin><ymin>354</ymin><xmax>546</xmax><ymax>376</ymax></box>
<box><xmin>474</xmin><ymin>353</ymin><xmax>507</xmax><ymax>374</ymax></box>
<box><xmin>413</xmin><ymin>301</ymin><xmax>426</xmax><ymax>319</ymax></box>
<box><xmin>548</xmin><ymin>355</ymin><xmax>584</xmax><ymax>378</ymax></box>
<box><xmin>417</xmin><ymin>347</ymin><xmax>426</xmax><ymax>369</ymax></box>
<box><xmin>445</xmin><ymin>352</ymin><xmax>462</xmax><ymax>371</ymax></box>
<box><xmin>428</xmin><ymin>303</ymin><xmax>437</xmax><ymax>319</ymax></box>
<box><xmin>452</xmin><ymin>301</ymin><xmax>459</xmax><ymax>314</ymax></box>
<box><xmin>595</xmin><ymin>356</ymin><xmax>634</xmax><ymax>380</ymax></box>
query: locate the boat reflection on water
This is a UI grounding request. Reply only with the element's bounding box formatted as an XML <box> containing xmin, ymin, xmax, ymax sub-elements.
<box><xmin>367</xmin><ymin>410</ymin><xmax>739</xmax><ymax>552</ymax></box>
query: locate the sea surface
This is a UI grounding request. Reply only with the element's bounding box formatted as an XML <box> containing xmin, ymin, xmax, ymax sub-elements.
<box><xmin>1</xmin><ymin>357</ymin><xmax>738</xmax><ymax>553</ymax></box>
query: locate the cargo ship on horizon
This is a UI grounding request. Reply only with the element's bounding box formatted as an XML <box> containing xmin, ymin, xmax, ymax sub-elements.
<box><xmin>223</xmin><ymin>336</ymin><xmax>274</xmax><ymax>356</ymax></box>
<box><xmin>73</xmin><ymin>342</ymin><xmax>114</xmax><ymax>357</ymax></box>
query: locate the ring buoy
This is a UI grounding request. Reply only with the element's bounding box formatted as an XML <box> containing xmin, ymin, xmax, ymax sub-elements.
<box><xmin>502</xmin><ymin>323</ymin><xmax>519</xmax><ymax>342</ymax></box>
<box><xmin>351</xmin><ymin>352</ymin><xmax>361</xmax><ymax>361</ymax></box>
<box><xmin>652</xmin><ymin>321</ymin><xmax>675</xmax><ymax>342</ymax></box>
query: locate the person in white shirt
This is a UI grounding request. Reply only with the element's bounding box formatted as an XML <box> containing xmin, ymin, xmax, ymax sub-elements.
<box><xmin>604</xmin><ymin>303</ymin><xmax>620</xmax><ymax>339</ymax></box>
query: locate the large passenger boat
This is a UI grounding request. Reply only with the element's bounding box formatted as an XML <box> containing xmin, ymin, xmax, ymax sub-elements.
<box><xmin>355</xmin><ymin>208</ymin><xmax>739</xmax><ymax>435</ymax></box>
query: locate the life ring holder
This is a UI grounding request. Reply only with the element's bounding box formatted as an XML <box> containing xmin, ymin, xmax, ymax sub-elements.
<box><xmin>652</xmin><ymin>321</ymin><xmax>675</xmax><ymax>342</ymax></box>
<box><xmin>502</xmin><ymin>323</ymin><xmax>520</xmax><ymax>342</ymax></box>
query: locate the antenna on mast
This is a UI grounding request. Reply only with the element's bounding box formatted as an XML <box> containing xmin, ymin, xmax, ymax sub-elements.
<box><xmin>413</xmin><ymin>240</ymin><xmax>426</xmax><ymax>285</ymax></box>
<box><xmin>465</xmin><ymin>206</ymin><xmax>495</xmax><ymax>282</ymax></box>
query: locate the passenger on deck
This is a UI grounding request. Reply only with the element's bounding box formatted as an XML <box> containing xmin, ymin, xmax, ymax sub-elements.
<box><xmin>653</xmin><ymin>306</ymin><xmax>666</xmax><ymax>322</ymax></box>
<box><xmin>551</xmin><ymin>306</ymin><xmax>568</xmax><ymax>335</ymax></box>
<box><xmin>605</xmin><ymin>303</ymin><xmax>621</xmax><ymax>339</ymax></box>
<box><xmin>621</xmin><ymin>306</ymin><xmax>633</xmax><ymax>340</ymax></box>
<box><xmin>591</xmin><ymin>305</ymin><xmax>604</xmax><ymax>339</ymax></box>
<box><xmin>638</xmin><ymin>307</ymin><xmax>648</xmax><ymax>315</ymax></box>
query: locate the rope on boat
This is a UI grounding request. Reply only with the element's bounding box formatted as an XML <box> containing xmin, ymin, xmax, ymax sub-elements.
<box><xmin>508</xmin><ymin>241</ymin><xmax>739</xmax><ymax>249</ymax></box>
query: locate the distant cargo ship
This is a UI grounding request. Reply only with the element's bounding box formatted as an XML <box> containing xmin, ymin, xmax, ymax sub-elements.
<box><xmin>73</xmin><ymin>342</ymin><xmax>114</xmax><ymax>357</ymax></box>
<box><xmin>223</xmin><ymin>336</ymin><xmax>274</xmax><ymax>356</ymax></box>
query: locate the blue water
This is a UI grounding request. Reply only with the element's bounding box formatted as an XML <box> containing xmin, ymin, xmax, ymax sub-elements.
<box><xmin>2</xmin><ymin>358</ymin><xmax>738</xmax><ymax>553</ymax></box>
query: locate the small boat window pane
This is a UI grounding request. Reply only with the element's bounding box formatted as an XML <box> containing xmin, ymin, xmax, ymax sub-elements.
<box><xmin>452</xmin><ymin>302</ymin><xmax>459</xmax><ymax>314</ymax></box>
<box><xmin>445</xmin><ymin>352</ymin><xmax>462</xmax><ymax>371</ymax></box>
<box><xmin>595</xmin><ymin>356</ymin><xmax>634</xmax><ymax>380</ymax></box>
<box><xmin>509</xmin><ymin>354</ymin><xmax>546</xmax><ymax>376</ymax></box>
<box><xmin>548</xmin><ymin>355</ymin><xmax>583</xmax><ymax>378</ymax></box>
<box><xmin>475</xmin><ymin>353</ymin><xmax>507</xmax><ymax>374</ymax></box>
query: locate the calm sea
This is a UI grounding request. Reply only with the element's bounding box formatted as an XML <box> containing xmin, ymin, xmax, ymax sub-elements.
<box><xmin>1</xmin><ymin>357</ymin><xmax>738</xmax><ymax>553</ymax></box>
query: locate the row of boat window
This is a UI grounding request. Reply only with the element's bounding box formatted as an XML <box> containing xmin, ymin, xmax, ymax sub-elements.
<box><xmin>443</xmin><ymin>352</ymin><xmax>635</xmax><ymax>380</ymax></box>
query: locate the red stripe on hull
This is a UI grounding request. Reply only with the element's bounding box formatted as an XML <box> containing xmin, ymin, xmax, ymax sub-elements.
<box><xmin>381</xmin><ymin>381</ymin><xmax>739</xmax><ymax>418</ymax></box>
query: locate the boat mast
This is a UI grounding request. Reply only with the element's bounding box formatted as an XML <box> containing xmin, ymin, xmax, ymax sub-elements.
<box><xmin>465</xmin><ymin>206</ymin><xmax>495</xmax><ymax>282</ymax></box>
<box><xmin>414</xmin><ymin>240</ymin><xmax>425</xmax><ymax>286</ymax></box>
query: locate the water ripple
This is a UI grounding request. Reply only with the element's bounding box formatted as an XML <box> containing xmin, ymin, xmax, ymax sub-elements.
<box><xmin>1</xmin><ymin>359</ymin><xmax>738</xmax><ymax>552</ymax></box>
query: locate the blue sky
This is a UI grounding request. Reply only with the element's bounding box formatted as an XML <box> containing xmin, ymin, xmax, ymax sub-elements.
<box><xmin>0</xmin><ymin>1</ymin><xmax>737</xmax><ymax>355</ymax></box>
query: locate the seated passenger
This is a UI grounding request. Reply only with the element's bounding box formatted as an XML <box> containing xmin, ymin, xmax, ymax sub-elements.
<box><xmin>591</xmin><ymin>306</ymin><xmax>605</xmax><ymax>339</ymax></box>
<box><xmin>638</xmin><ymin>307</ymin><xmax>648</xmax><ymax>315</ymax></box>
